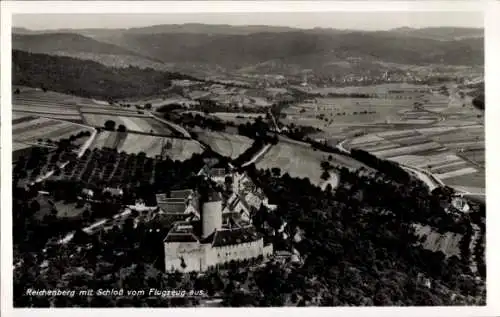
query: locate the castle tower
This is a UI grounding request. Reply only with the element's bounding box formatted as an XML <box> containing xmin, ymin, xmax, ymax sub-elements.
<box><xmin>201</xmin><ymin>188</ymin><xmax>222</xmax><ymax>238</ymax></box>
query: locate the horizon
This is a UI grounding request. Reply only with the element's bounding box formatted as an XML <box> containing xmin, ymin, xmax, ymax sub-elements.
<box><xmin>13</xmin><ymin>12</ymin><xmax>483</xmax><ymax>31</ymax></box>
<box><xmin>13</xmin><ymin>23</ymin><xmax>485</xmax><ymax>33</ymax></box>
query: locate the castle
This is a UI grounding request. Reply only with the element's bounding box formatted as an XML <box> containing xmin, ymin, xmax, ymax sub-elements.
<box><xmin>162</xmin><ymin>168</ymin><xmax>274</xmax><ymax>272</ymax></box>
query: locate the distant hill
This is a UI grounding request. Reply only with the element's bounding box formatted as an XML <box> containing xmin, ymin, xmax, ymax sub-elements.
<box><xmin>12</xmin><ymin>33</ymin><xmax>156</xmax><ymax>60</ymax></box>
<box><xmin>12</xmin><ymin>49</ymin><xmax>198</xmax><ymax>100</ymax></box>
<box><xmin>12</xmin><ymin>25</ymin><xmax>484</xmax><ymax>75</ymax></box>
<box><xmin>389</xmin><ymin>27</ymin><xmax>484</xmax><ymax>41</ymax></box>
<box><xmin>13</xmin><ymin>24</ymin><xmax>299</xmax><ymax>37</ymax></box>
<box><xmin>122</xmin><ymin>23</ymin><xmax>300</xmax><ymax>35</ymax></box>
<box><xmin>12</xmin><ymin>27</ymin><xmax>42</xmax><ymax>35</ymax></box>
<box><xmin>96</xmin><ymin>30</ymin><xmax>483</xmax><ymax>68</ymax></box>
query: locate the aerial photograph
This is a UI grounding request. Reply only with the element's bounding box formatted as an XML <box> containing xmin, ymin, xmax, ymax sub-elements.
<box><xmin>10</xmin><ymin>11</ymin><xmax>485</xmax><ymax>307</ymax></box>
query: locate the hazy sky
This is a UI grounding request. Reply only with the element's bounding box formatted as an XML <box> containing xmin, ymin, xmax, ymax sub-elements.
<box><xmin>13</xmin><ymin>12</ymin><xmax>483</xmax><ymax>31</ymax></box>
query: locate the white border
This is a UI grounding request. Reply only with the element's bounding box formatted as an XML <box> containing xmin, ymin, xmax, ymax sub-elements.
<box><xmin>1</xmin><ymin>1</ymin><xmax>487</xmax><ymax>14</ymax></box>
<box><xmin>1</xmin><ymin>1</ymin><xmax>499</xmax><ymax>317</ymax></box>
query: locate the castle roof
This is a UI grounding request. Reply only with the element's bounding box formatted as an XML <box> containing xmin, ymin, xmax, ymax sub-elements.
<box><xmin>155</xmin><ymin>213</ymin><xmax>192</xmax><ymax>227</ymax></box>
<box><xmin>158</xmin><ymin>201</ymin><xmax>187</xmax><ymax>214</ymax></box>
<box><xmin>170</xmin><ymin>189</ymin><xmax>194</xmax><ymax>200</ymax></box>
<box><xmin>164</xmin><ymin>233</ymin><xmax>199</xmax><ymax>243</ymax></box>
<box><xmin>209</xmin><ymin>168</ymin><xmax>226</xmax><ymax>178</ymax></box>
<box><xmin>211</xmin><ymin>226</ymin><xmax>262</xmax><ymax>248</ymax></box>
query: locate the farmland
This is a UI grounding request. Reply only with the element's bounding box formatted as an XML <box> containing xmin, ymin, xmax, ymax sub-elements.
<box><xmin>82</xmin><ymin>114</ymin><xmax>175</xmax><ymax>135</ymax></box>
<box><xmin>12</xmin><ymin>115</ymin><xmax>94</xmax><ymax>146</ymax></box>
<box><xmin>13</xmin><ymin>86</ymin><xmax>162</xmax><ymax>125</ymax></box>
<box><xmin>345</xmin><ymin>123</ymin><xmax>485</xmax><ymax>189</ymax></box>
<box><xmin>12</xmin><ymin>86</ymin><xmax>114</xmax><ymax>122</ymax></box>
<box><xmin>302</xmin><ymin>83</ymin><xmax>432</xmax><ymax>96</ymax></box>
<box><xmin>281</xmin><ymin>92</ymin><xmax>446</xmax><ymax>147</ymax></box>
<box><xmin>91</xmin><ymin>131</ymin><xmax>204</xmax><ymax>160</ymax></box>
<box><xmin>195</xmin><ymin>131</ymin><xmax>253</xmax><ymax>159</ymax></box>
<box><xmin>283</xmin><ymin>97</ymin><xmax>417</xmax><ymax>126</ymax></box>
<box><xmin>256</xmin><ymin>137</ymin><xmax>366</xmax><ymax>186</ymax></box>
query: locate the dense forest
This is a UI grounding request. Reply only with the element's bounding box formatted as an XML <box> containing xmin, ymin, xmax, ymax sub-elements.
<box><xmin>12</xmin><ymin>50</ymin><xmax>198</xmax><ymax>100</ymax></box>
<box><xmin>239</xmin><ymin>165</ymin><xmax>485</xmax><ymax>306</ymax></box>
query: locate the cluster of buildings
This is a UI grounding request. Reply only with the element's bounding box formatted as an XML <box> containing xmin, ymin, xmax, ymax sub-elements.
<box><xmin>159</xmin><ymin>166</ymin><xmax>276</xmax><ymax>272</ymax></box>
<box><xmin>56</xmin><ymin>163</ymin><xmax>279</xmax><ymax>272</ymax></box>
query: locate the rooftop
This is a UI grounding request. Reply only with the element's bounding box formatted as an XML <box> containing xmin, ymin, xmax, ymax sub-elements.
<box><xmin>170</xmin><ymin>189</ymin><xmax>194</xmax><ymax>200</ymax></box>
<box><xmin>211</xmin><ymin>225</ymin><xmax>262</xmax><ymax>248</ymax></box>
<box><xmin>164</xmin><ymin>233</ymin><xmax>199</xmax><ymax>243</ymax></box>
<box><xmin>158</xmin><ymin>201</ymin><xmax>187</xmax><ymax>214</ymax></box>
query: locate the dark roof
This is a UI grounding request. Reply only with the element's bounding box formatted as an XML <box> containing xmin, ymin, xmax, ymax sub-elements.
<box><xmin>170</xmin><ymin>189</ymin><xmax>194</xmax><ymax>199</ymax></box>
<box><xmin>209</xmin><ymin>168</ymin><xmax>226</xmax><ymax>178</ymax></box>
<box><xmin>164</xmin><ymin>233</ymin><xmax>199</xmax><ymax>243</ymax></box>
<box><xmin>156</xmin><ymin>193</ymin><xmax>168</xmax><ymax>202</ymax></box>
<box><xmin>158</xmin><ymin>201</ymin><xmax>187</xmax><ymax>214</ymax></box>
<box><xmin>211</xmin><ymin>226</ymin><xmax>262</xmax><ymax>247</ymax></box>
<box><xmin>164</xmin><ymin>198</ymin><xmax>187</xmax><ymax>203</ymax></box>
<box><xmin>164</xmin><ymin>220</ymin><xmax>203</xmax><ymax>243</ymax></box>
<box><xmin>155</xmin><ymin>213</ymin><xmax>191</xmax><ymax>227</ymax></box>
<box><xmin>223</xmin><ymin>211</ymin><xmax>240</xmax><ymax>220</ymax></box>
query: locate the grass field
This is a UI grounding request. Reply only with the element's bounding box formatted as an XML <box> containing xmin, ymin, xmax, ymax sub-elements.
<box><xmin>83</xmin><ymin>114</ymin><xmax>174</xmax><ymax>135</ymax></box>
<box><xmin>196</xmin><ymin>131</ymin><xmax>253</xmax><ymax>159</ymax></box>
<box><xmin>92</xmin><ymin>131</ymin><xmax>203</xmax><ymax>160</ymax></box>
<box><xmin>443</xmin><ymin>170</ymin><xmax>485</xmax><ymax>188</ymax></box>
<box><xmin>256</xmin><ymin>142</ymin><xmax>328</xmax><ymax>185</ymax></box>
<box><xmin>413</xmin><ymin>223</ymin><xmax>462</xmax><ymax>258</ymax></box>
<box><xmin>256</xmin><ymin>138</ymin><xmax>366</xmax><ymax>186</ymax></box>
<box><xmin>12</xmin><ymin>115</ymin><xmax>93</xmax><ymax>144</ymax></box>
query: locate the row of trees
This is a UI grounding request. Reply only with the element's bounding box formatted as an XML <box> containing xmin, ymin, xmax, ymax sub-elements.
<box><xmin>103</xmin><ymin>120</ymin><xmax>127</xmax><ymax>132</ymax></box>
<box><xmin>350</xmin><ymin>148</ymin><xmax>411</xmax><ymax>184</ymax></box>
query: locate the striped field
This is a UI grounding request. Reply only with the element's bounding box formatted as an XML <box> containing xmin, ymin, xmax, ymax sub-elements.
<box><xmin>12</xmin><ymin>115</ymin><xmax>93</xmax><ymax>144</ymax></box>
<box><xmin>347</xmin><ymin>124</ymin><xmax>484</xmax><ymax>190</ymax></box>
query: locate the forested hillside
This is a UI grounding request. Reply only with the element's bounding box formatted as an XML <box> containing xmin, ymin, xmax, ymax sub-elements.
<box><xmin>12</xmin><ymin>50</ymin><xmax>198</xmax><ymax>100</ymax></box>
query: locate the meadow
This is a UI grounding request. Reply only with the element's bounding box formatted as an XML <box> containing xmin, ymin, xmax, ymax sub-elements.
<box><xmin>196</xmin><ymin>131</ymin><xmax>253</xmax><ymax>159</ymax></box>
<box><xmin>91</xmin><ymin>131</ymin><xmax>204</xmax><ymax>160</ymax></box>
<box><xmin>83</xmin><ymin>114</ymin><xmax>174</xmax><ymax>135</ymax></box>
<box><xmin>256</xmin><ymin>138</ymin><xmax>366</xmax><ymax>186</ymax></box>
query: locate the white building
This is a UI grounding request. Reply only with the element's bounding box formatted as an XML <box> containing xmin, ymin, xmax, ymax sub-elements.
<box><xmin>163</xmin><ymin>188</ymin><xmax>272</xmax><ymax>272</ymax></box>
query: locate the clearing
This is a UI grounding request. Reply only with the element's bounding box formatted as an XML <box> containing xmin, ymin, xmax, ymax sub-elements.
<box><xmin>196</xmin><ymin>131</ymin><xmax>253</xmax><ymax>159</ymax></box>
<box><xmin>413</xmin><ymin>223</ymin><xmax>463</xmax><ymax>258</ymax></box>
